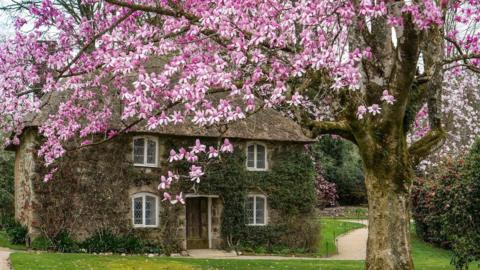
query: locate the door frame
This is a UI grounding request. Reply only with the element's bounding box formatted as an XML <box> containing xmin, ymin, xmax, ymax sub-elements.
<box><xmin>185</xmin><ymin>194</ymin><xmax>219</xmax><ymax>249</ymax></box>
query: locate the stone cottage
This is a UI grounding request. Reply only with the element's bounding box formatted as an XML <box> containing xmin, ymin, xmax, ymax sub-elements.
<box><xmin>6</xmin><ymin>92</ymin><xmax>319</xmax><ymax>253</ymax></box>
<box><xmin>8</xmin><ymin>102</ymin><xmax>318</xmax><ymax>252</ymax></box>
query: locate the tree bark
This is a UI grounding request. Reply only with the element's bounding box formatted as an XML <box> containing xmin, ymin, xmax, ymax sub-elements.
<box><xmin>361</xmin><ymin>142</ymin><xmax>415</xmax><ymax>270</ymax></box>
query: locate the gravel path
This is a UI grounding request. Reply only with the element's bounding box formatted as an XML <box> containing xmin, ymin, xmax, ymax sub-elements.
<box><xmin>187</xmin><ymin>220</ymin><xmax>369</xmax><ymax>261</ymax></box>
<box><xmin>0</xmin><ymin>248</ymin><xmax>11</xmax><ymax>270</ymax></box>
<box><xmin>326</xmin><ymin>220</ymin><xmax>368</xmax><ymax>260</ymax></box>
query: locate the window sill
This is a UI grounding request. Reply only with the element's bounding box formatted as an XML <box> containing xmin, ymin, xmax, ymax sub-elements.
<box><xmin>246</xmin><ymin>168</ymin><xmax>268</xmax><ymax>172</ymax></box>
<box><xmin>132</xmin><ymin>225</ymin><xmax>159</xmax><ymax>229</ymax></box>
<box><xmin>246</xmin><ymin>223</ymin><xmax>267</xmax><ymax>226</ymax></box>
<box><xmin>133</xmin><ymin>164</ymin><xmax>158</xmax><ymax>168</ymax></box>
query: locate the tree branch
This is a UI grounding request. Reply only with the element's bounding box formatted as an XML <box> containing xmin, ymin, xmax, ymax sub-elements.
<box><xmin>408</xmin><ymin>128</ymin><xmax>447</xmax><ymax>165</ymax></box>
<box><xmin>303</xmin><ymin>119</ymin><xmax>355</xmax><ymax>142</ymax></box>
<box><xmin>444</xmin><ymin>37</ymin><xmax>480</xmax><ymax>73</ymax></box>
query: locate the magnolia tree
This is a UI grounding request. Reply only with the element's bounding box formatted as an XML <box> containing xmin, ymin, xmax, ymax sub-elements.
<box><xmin>1</xmin><ymin>0</ymin><xmax>480</xmax><ymax>269</ymax></box>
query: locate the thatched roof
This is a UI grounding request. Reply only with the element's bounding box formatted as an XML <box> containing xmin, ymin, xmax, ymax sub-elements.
<box><xmin>20</xmin><ymin>89</ymin><xmax>313</xmax><ymax>145</ymax></box>
<box><xmin>10</xmin><ymin>56</ymin><xmax>313</xmax><ymax>150</ymax></box>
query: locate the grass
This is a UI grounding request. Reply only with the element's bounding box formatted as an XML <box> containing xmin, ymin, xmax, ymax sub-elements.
<box><xmin>317</xmin><ymin>218</ymin><xmax>366</xmax><ymax>257</ymax></box>
<box><xmin>7</xmin><ymin>219</ymin><xmax>480</xmax><ymax>270</ymax></box>
<box><xmin>0</xmin><ymin>230</ymin><xmax>27</xmax><ymax>250</ymax></box>
<box><xmin>10</xmin><ymin>253</ymin><xmax>364</xmax><ymax>270</ymax></box>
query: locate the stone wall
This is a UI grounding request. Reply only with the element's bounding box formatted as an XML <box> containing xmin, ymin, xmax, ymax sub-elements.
<box><xmin>14</xmin><ymin>129</ymin><xmax>41</xmax><ymax>239</ymax></box>
<box><xmin>14</xmin><ymin>131</ymin><xmax>312</xmax><ymax>251</ymax></box>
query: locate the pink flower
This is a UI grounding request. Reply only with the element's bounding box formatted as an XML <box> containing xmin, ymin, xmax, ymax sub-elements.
<box><xmin>356</xmin><ymin>105</ymin><xmax>367</xmax><ymax>119</ymax></box>
<box><xmin>189</xmin><ymin>165</ymin><xmax>204</xmax><ymax>183</ymax></box>
<box><xmin>220</xmin><ymin>138</ymin><xmax>233</xmax><ymax>153</ymax></box>
<box><xmin>208</xmin><ymin>146</ymin><xmax>219</xmax><ymax>159</ymax></box>
<box><xmin>162</xmin><ymin>192</ymin><xmax>172</xmax><ymax>201</ymax></box>
<box><xmin>368</xmin><ymin>104</ymin><xmax>382</xmax><ymax>116</ymax></box>
<box><xmin>170</xmin><ymin>111</ymin><xmax>183</xmax><ymax>124</ymax></box>
<box><xmin>185</xmin><ymin>151</ymin><xmax>199</xmax><ymax>163</ymax></box>
<box><xmin>381</xmin><ymin>90</ymin><xmax>396</xmax><ymax>105</ymax></box>
<box><xmin>190</xmin><ymin>139</ymin><xmax>206</xmax><ymax>154</ymax></box>
<box><xmin>171</xmin><ymin>192</ymin><xmax>185</xmax><ymax>204</ymax></box>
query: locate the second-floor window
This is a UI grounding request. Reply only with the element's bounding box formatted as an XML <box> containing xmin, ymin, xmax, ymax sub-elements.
<box><xmin>246</xmin><ymin>143</ymin><xmax>267</xmax><ymax>171</ymax></box>
<box><xmin>133</xmin><ymin>136</ymin><xmax>158</xmax><ymax>167</ymax></box>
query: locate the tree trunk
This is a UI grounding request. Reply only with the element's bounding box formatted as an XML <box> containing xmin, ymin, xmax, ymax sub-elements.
<box><xmin>363</xmin><ymin>149</ymin><xmax>415</xmax><ymax>270</ymax></box>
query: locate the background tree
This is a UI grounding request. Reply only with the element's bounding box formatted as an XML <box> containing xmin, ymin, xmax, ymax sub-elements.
<box><xmin>0</xmin><ymin>134</ymin><xmax>15</xmax><ymax>222</ymax></box>
<box><xmin>312</xmin><ymin>136</ymin><xmax>366</xmax><ymax>206</ymax></box>
<box><xmin>1</xmin><ymin>1</ymin><xmax>480</xmax><ymax>269</ymax></box>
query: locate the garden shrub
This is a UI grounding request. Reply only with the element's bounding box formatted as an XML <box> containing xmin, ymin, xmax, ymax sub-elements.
<box><xmin>53</xmin><ymin>231</ymin><xmax>79</xmax><ymax>253</ymax></box>
<box><xmin>5</xmin><ymin>220</ymin><xmax>28</xmax><ymax>245</ymax></box>
<box><xmin>81</xmin><ymin>229</ymin><xmax>119</xmax><ymax>253</ymax></box>
<box><xmin>412</xmin><ymin>138</ymin><xmax>480</xmax><ymax>269</ymax></box>
<box><xmin>80</xmin><ymin>229</ymin><xmax>159</xmax><ymax>254</ymax></box>
<box><xmin>31</xmin><ymin>236</ymin><xmax>54</xmax><ymax>251</ymax></box>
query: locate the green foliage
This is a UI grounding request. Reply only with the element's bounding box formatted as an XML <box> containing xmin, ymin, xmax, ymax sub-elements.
<box><xmin>81</xmin><ymin>229</ymin><xmax>122</xmax><ymax>253</ymax></box>
<box><xmin>0</xmin><ymin>144</ymin><xmax>14</xmax><ymax>220</ymax></box>
<box><xmin>169</xmin><ymin>139</ymin><xmax>318</xmax><ymax>253</ymax></box>
<box><xmin>4</xmin><ymin>219</ymin><xmax>28</xmax><ymax>245</ymax></box>
<box><xmin>311</xmin><ymin>136</ymin><xmax>366</xmax><ymax>205</ymax></box>
<box><xmin>53</xmin><ymin>231</ymin><xmax>80</xmax><ymax>253</ymax></box>
<box><xmin>31</xmin><ymin>236</ymin><xmax>54</xmax><ymax>251</ymax></box>
<box><xmin>412</xmin><ymin>138</ymin><xmax>480</xmax><ymax>269</ymax></box>
<box><xmin>444</xmin><ymin>139</ymin><xmax>480</xmax><ymax>269</ymax></box>
<box><xmin>81</xmin><ymin>229</ymin><xmax>160</xmax><ymax>254</ymax></box>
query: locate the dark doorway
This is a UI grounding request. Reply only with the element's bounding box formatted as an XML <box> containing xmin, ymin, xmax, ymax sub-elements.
<box><xmin>186</xmin><ymin>197</ymin><xmax>209</xmax><ymax>249</ymax></box>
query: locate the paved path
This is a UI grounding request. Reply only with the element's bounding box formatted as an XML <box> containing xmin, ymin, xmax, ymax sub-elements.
<box><xmin>0</xmin><ymin>248</ymin><xmax>11</xmax><ymax>270</ymax></box>
<box><xmin>187</xmin><ymin>220</ymin><xmax>369</xmax><ymax>261</ymax></box>
<box><xmin>326</xmin><ymin>219</ymin><xmax>368</xmax><ymax>260</ymax></box>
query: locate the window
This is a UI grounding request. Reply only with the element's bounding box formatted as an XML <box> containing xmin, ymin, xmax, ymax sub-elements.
<box><xmin>133</xmin><ymin>136</ymin><xmax>158</xmax><ymax>167</ymax></box>
<box><xmin>132</xmin><ymin>193</ymin><xmax>159</xmax><ymax>228</ymax></box>
<box><xmin>246</xmin><ymin>143</ymin><xmax>267</xmax><ymax>170</ymax></box>
<box><xmin>246</xmin><ymin>195</ymin><xmax>267</xmax><ymax>226</ymax></box>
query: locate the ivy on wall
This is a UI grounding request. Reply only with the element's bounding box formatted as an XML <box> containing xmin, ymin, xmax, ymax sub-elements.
<box><xmin>168</xmin><ymin>139</ymin><xmax>319</xmax><ymax>252</ymax></box>
<box><xmin>29</xmin><ymin>135</ymin><xmax>318</xmax><ymax>254</ymax></box>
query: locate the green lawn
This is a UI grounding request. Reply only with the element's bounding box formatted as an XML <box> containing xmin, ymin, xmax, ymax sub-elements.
<box><xmin>0</xmin><ymin>230</ymin><xmax>27</xmax><ymax>250</ymax></box>
<box><xmin>7</xmin><ymin>219</ymin><xmax>480</xmax><ymax>270</ymax></box>
<box><xmin>318</xmin><ymin>218</ymin><xmax>366</xmax><ymax>256</ymax></box>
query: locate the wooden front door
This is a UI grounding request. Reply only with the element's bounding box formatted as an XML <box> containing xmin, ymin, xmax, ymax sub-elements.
<box><xmin>186</xmin><ymin>197</ymin><xmax>209</xmax><ymax>249</ymax></box>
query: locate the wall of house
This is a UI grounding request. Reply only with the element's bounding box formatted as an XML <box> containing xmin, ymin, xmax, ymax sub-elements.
<box><xmin>16</xmin><ymin>132</ymin><xmax>316</xmax><ymax>252</ymax></box>
<box><xmin>14</xmin><ymin>129</ymin><xmax>42</xmax><ymax>240</ymax></box>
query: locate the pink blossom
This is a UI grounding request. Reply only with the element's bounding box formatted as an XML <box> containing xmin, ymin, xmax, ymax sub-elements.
<box><xmin>357</xmin><ymin>106</ymin><xmax>367</xmax><ymax>119</ymax></box>
<box><xmin>220</xmin><ymin>138</ymin><xmax>234</xmax><ymax>153</ymax></box>
<box><xmin>368</xmin><ymin>104</ymin><xmax>382</xmax><ymax>116</ymax></box>
<box><xmin>190</xmin><ymin>139</ymin><xmax>206</xmax><ymax>154</ymax></box>
<box><xmin>189</xmin><ymin>165</ymin><xmax>204</xmax><ymax>183</ymax></box>
<box><xmin>381</xmin><ymin>90</ymin><xmax>396</xmax><ymax>105</ymax></box>
<box><xmin>208</xmin><ymin>146</ymin><xmax>219</xmax><ymax>159</ymax></box>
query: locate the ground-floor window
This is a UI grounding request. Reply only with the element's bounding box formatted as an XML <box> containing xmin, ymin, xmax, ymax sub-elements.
<box><xmin>246</xmin><ymin>194</ymin><xmax>267</xmax><ymax>226</ymax></box>
<box><xmin>132</xmin><ymin>193</ymin><xmax>159</xmax><ymax>228</ymax></box>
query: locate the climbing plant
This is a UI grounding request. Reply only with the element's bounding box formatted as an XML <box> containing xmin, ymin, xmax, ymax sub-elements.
<box><xmin>168</xmin><ymin>138</ymin><xmax>319</xmax><ymax>253</ymax></box>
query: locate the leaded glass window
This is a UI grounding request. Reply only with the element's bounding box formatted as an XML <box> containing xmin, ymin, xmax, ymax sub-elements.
<box><xmin>132</xmin><ymin>193</ymin><xmax>159</xmax><ymax>227</ymax></box>
<box><xmin>246</xmin><ymin>195</ymin><xmax>267</xmax><ymax>226</ymax></box>
<box><xmin>246</xmin><ymin>143</ymin><xmax>267</xmax><ymax>170</ymax></box>
<box><xmin>133</xmin><ymin>136</ymin><xmax>157</xmax><ymax>166</ymax></box>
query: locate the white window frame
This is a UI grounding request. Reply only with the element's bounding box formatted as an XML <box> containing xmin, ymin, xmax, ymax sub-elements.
<box><xmin>131</xmin><ymin>192</ymin><xmax>159</xmax><ymax>228</ymax></box>
<box><xmin>246</xmin><ymin>194</ymin><xmax>268</xmax><ymax>226</ymax></box>
<box><xmin>132</xmin><ymin>136</ymin><xmax>158</xmax><ymax>167</ymax></box>
<box><xmin>246</xmin><ymin>142</ymin><xmax>268</xmax><ymax>171</ymax></box>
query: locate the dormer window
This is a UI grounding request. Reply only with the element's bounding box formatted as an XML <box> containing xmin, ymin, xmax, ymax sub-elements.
<box><xmin>133</xmin><ymin>136</ymin><xmax>158</xmax><ymax>167</ymax></box>
<box><xmin>246</xmin><ymin>142</ymin><xmax>267</xmax><ymax>171</ymax></box>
